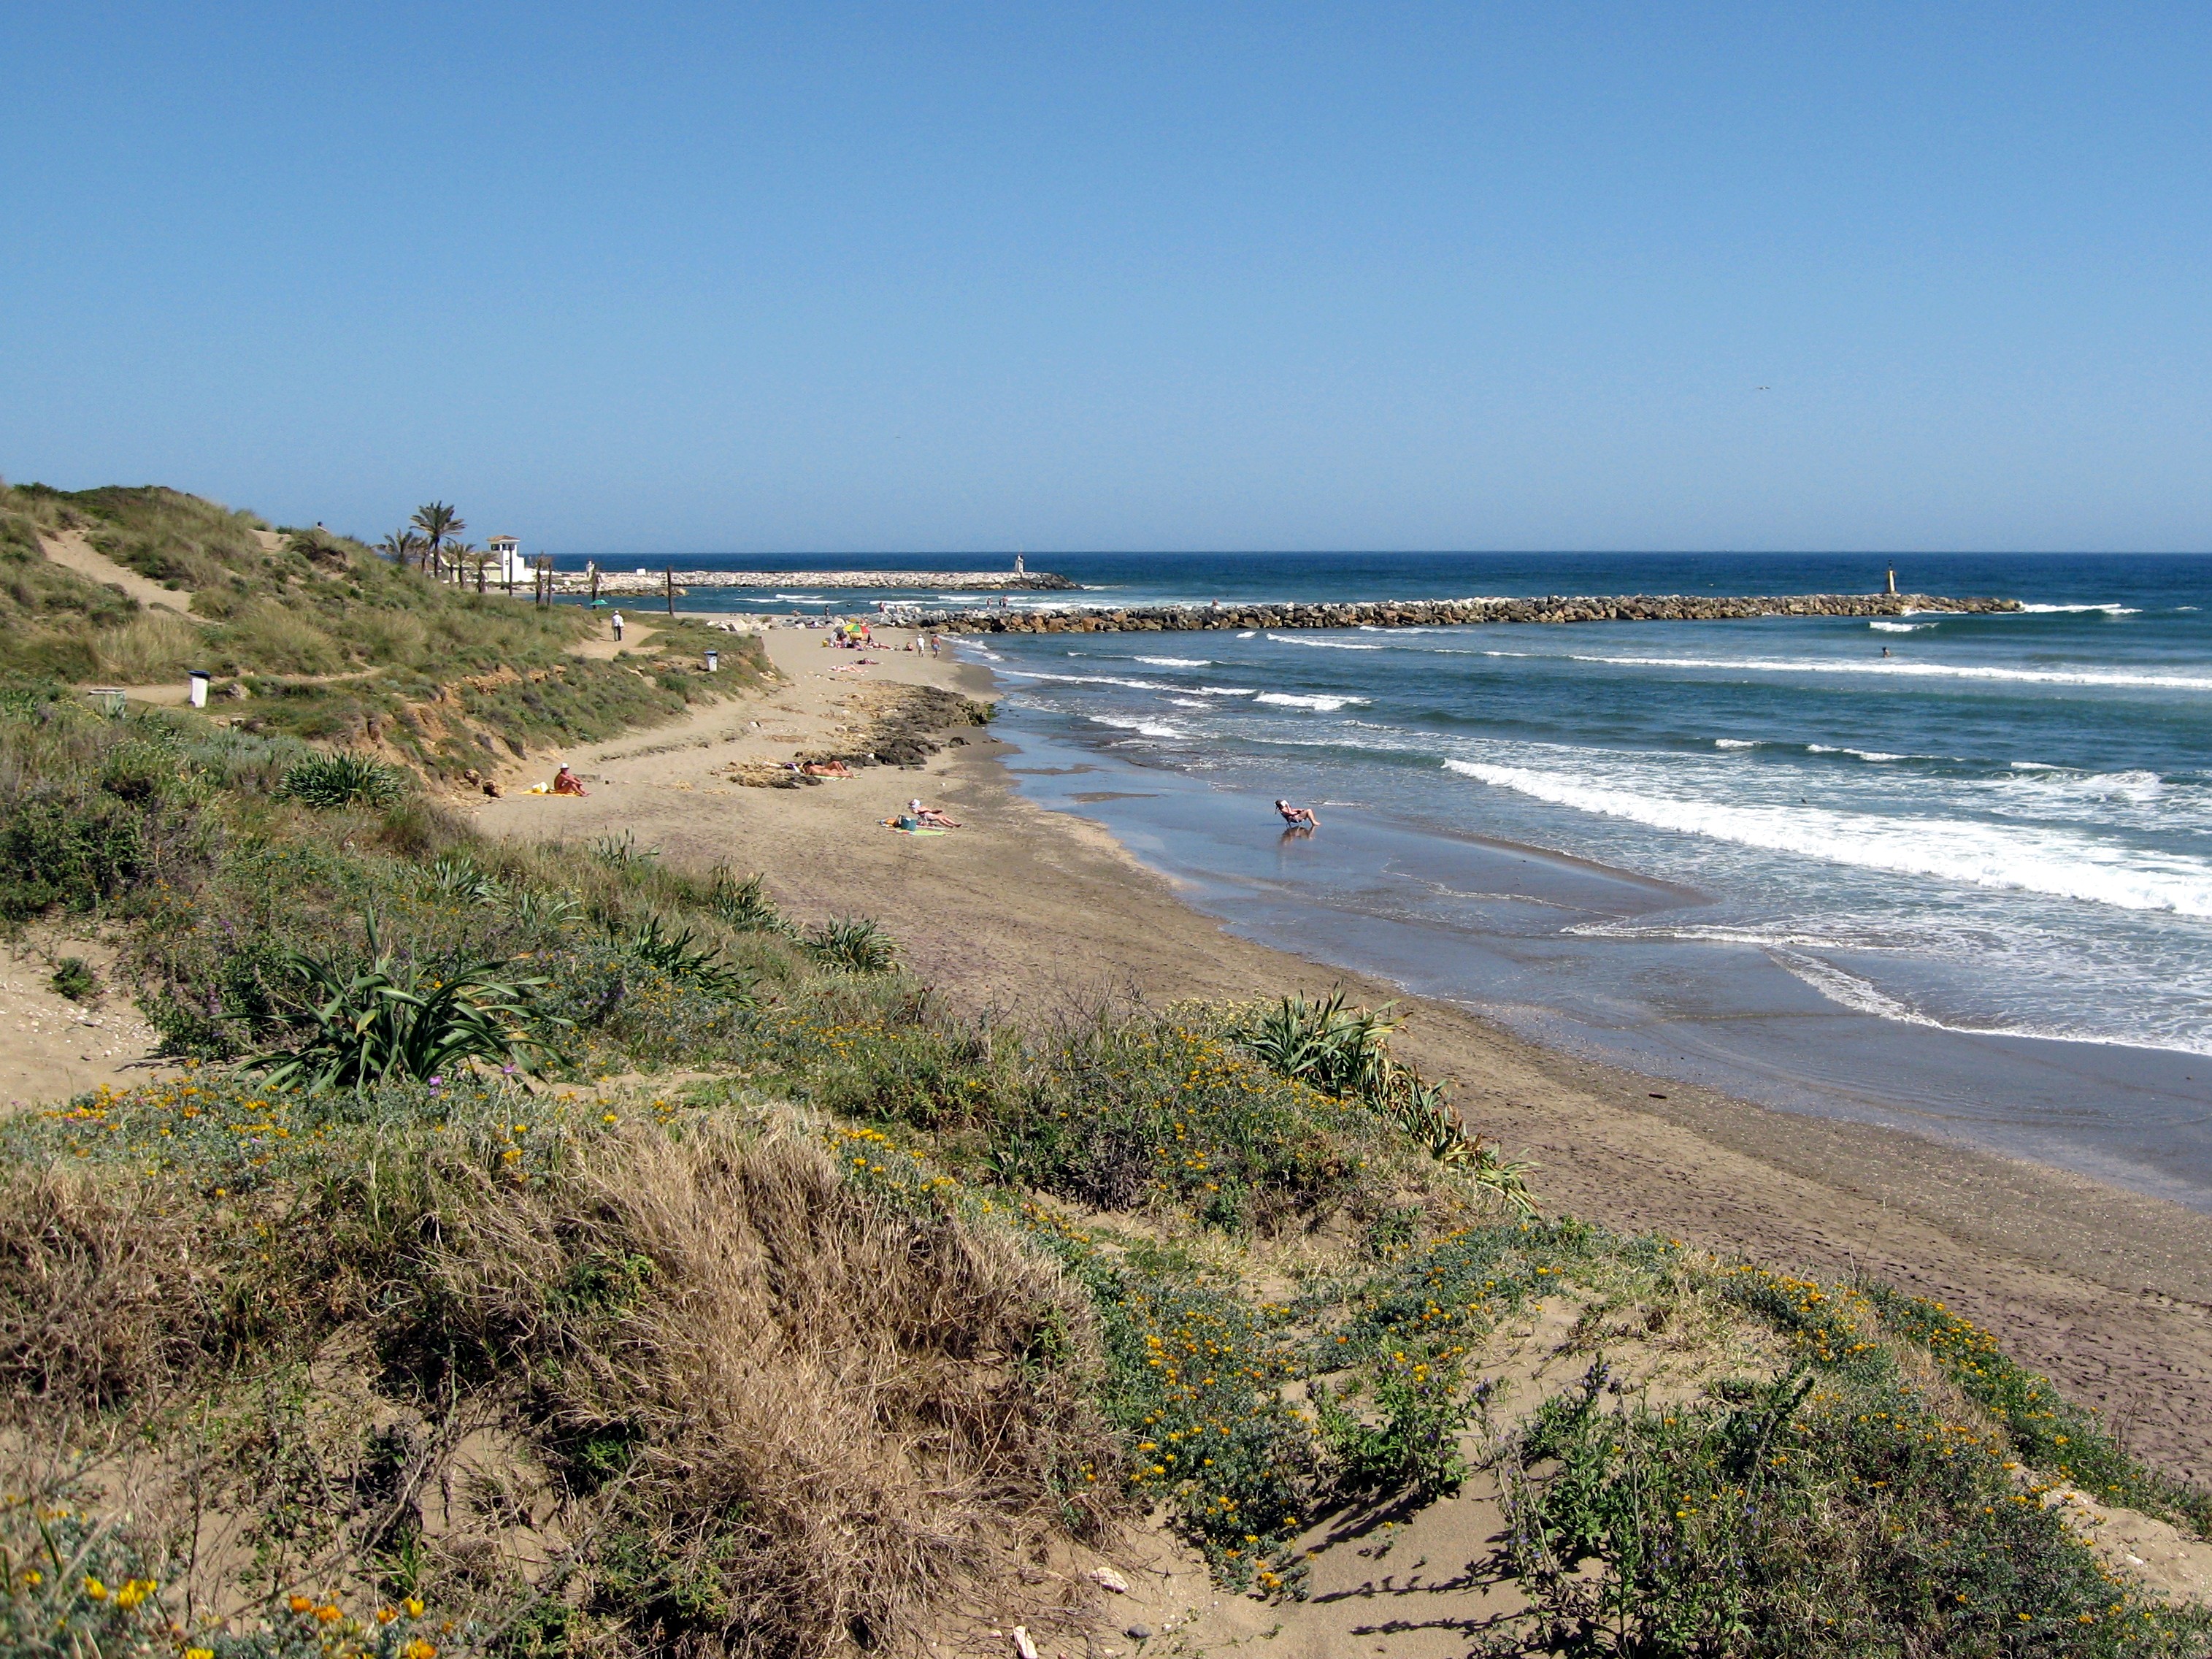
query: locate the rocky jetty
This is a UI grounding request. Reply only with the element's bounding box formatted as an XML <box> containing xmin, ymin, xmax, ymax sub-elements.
<box><xmin>909</xmin><ymin>591</ymin><xmax>2019</xmax><ymax>634</ymax></box>
<box><xmin>553</xmin><ymin>568</ymin><xmax>1078</xmax><ymax>595</ymax></box>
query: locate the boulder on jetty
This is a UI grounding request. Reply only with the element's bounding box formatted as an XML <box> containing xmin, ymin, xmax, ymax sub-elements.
<box><xmin>905</xmin><ymin>592</ymin><xmax>2019</xmax><ymax>635</ymax></box>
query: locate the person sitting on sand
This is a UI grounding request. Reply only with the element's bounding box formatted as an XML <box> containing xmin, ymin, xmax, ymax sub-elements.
<box><xmin>908</xmin><ymin>796</ymin><xmax>961</xmax><ymax>828</ymax></box>
<box><xmin>553</xmin><ymin>765</ymin><xmax>588</xmax><ymax>797</ymax></box>
<box><xmin>1275</xmin><ymin>798</ymin><xmax>1318</xmax><ymax>827</ymax></box>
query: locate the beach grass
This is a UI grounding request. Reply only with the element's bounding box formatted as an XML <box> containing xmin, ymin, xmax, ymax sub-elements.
<box><xmin>0</xmin><ymin>482</ymin><xmax>771</xmax><ymax>766</ymax></box>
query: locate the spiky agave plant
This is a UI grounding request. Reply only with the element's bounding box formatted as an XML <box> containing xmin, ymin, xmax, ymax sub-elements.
<box><xmin>804</xmin><ymin>917</ymin><xmax>897</xmax><ymax>974</ymax></box>
<box><xmin>1236</xmin><ymin>990</ymin><xmax>1399</xmax><ymax>1099</ymax></box>
<box><xmin>420</xmin><ymin>855</ymin><xmax>503</xmax><ymax>906</ymax></box>
<box><xmin>614</xmin><ymin>914</ymin><xmax>755</xmax><ymax>1001</ymax></box>
<box><xmin>707</xmin><ymin>870</ymin><xmax>791</xmax><ymax>935</ymax></box>
<box><xmin>273</xmin><ymin>752</ymin><xmax>409</xmax><ymax>810</ymax></box>
<box><xmin>1242</xmin><ymin>992</ymin><xmax>1540</xmax><ymax>1209</ymax></box>
<box><xmin>249</xmin><ymin>912</ymin><xmax>569</xmax><ymax>1093</ymax></box>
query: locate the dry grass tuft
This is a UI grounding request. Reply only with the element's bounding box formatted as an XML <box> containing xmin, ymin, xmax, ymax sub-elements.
<box><xmin>92</xmin><ymin>611</ymin><xmax>204</xmax><ymax>683</ymax></box>
<box><xmin>435</xmin><ymin>1119</ymin><xmax>1120</xmax><ymax>1656</ymax></box>
<box><xmin>0</xmin><ymin>1165</ymin><xmax>212</xmax><ymax>1411</ymax></box>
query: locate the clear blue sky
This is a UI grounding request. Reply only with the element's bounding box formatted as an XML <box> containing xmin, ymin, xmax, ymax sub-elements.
<box><xmin>5</xmin><ymin>3</ymin><xmax>2208</xmax><ymax>553</ymax></box>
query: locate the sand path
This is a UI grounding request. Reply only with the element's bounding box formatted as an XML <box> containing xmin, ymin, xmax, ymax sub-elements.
<box><xmin>37</xmin><ymin>527</ymin><xmax>196</xmax><ymax>613</ymax></box>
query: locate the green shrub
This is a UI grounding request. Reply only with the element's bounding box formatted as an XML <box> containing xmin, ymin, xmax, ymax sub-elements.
<box><xmin>1497</xmin><ymin>1358</ymin><xmax>2212</xmax><ymax>1655</ymax></box>
<box><xmin>47</xmin><ymin>956</ymin><xmax>99</xmax><ymax>1001</ymax></box>
<box><xmin>1314</xmin><ymin>1354</ymin><xmax>1478</xmax><ymax>1502</ymax></box>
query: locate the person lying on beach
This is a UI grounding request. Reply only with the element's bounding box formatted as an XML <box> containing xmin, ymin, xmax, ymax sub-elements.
<box><xmin>553</xmin><ymin>765</ymin><xmax>588</xmax><ymax>797</ymax></box>
<box><xmin>1275</xmin><ymin>798</ymin><xmax>1318</xmax><ymax>827</ymax></box>
<box><xmin>802</xmin><ymin>759</ymin><xmax>854</xmax><ymax>778</ymax></box>
<box><xmin>907</xmin><ymin>797</ymin><xmax>962</xmax><ymax>827</ymax></box>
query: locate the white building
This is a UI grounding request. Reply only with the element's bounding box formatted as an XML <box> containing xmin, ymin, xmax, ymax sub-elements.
<box><xmin>488</xmin><ymin>535</ymin><xmax>527</xmax><ymax>586</ymax></box>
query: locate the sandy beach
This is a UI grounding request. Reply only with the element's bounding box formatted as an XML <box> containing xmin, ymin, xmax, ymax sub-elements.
<box><xmin>471</xmin><ymin>621</ymin><xmax>2212</xmax><ymax>1487</ymax></box>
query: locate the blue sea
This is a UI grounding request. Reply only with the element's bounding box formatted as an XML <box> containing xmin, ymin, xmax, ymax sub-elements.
<box><xmin>576</xmin><ymin>551</ymin><xmax>2212</xmax><ymax>1203</ymax></box>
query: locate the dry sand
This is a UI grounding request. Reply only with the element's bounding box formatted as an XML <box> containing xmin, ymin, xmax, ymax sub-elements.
<box><xmin>472</xmin><ymin>621</ymin><xmax>2212</xmax><ymax>1492</ymax></box>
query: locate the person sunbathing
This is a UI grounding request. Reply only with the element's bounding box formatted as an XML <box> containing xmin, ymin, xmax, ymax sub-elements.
<box><xmin>907</xmin><ymin>796</ymin><xmax>962</xmax><ymax>827</ymax></box>
<box><xmin>802</xmin><ymin>759</ymin><xmax>854</xmax><ymax>778</ymax></box>
<box><xmin>1275</xmin><ymin>798</ymin><xmax>1318</xmax><ymax>827</ymax></box>
<box><xmin>553</xmin><ymin>765</ymin><xmax>588</xmax><ymax>797</ymax></box>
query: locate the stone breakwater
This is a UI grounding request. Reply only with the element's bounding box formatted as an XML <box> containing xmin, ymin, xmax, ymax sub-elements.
<box><xmin>553</xmin><ymin>568</ymin><xmax>1077</xmax><ymax>595</ymax></box>
<box><xmin>909</xmin><ymin>592</ymin><xmax>2020</xmax><ymax>634</ymax></box>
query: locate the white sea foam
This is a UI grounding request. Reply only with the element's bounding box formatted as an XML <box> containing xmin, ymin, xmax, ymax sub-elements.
<box><xmin>1192</xmin><ymin>685</ymin><xmax>1259</xmax><ymax>697</ymax></box>
<box><xmin>1767</xmin><ymin>953</ymin><xmax>2212</xmax><ymax>1055</ymax></box>
<box><xmin>1088</xmin><ymin>714</ymin><xmax>1183</xmax><ymax>739</ymax></box>
<box><xmin>1440</xmin><ymin>758</ymin><xmax>2212</xmax><ymax>917</ymax></box>
<box><xmin>1236</xmin><ymin>630</ymin><xmax>1256</xmax><ymax>638</ymax></box>
<box><xmin>1494</xmin><ymin>651</ymin><xmax>2212</xmax><ymax>693</ymax></box>
<box><xmin>1807</xmin><ymin>745</ymin><xmax>1910</xmax><ymax>762</ymax></box>
<box><xmin>1267</xmin><ymin>634</ymin><xmax>1382</xmax><ymax>650</ymax></box>
<box><xmin>1134</xmin><ymin>656</ymin><xmax>1213</xmax><ymax>667</ymax></box>
<box><xmin>1713</xmin><ymin>738</ymin><xmax>1760</xmax><ymax>749</ymax></box>
<box><xmin>1869</xmin><ymin>620</ymin><xmax>1931</xmax><ymax>633</ymax></box>
<box><xmin>2000</xmin><ymin>768</ymin><xmax>2165</xmax><ymax>803</ymax></box>
<box><xmin>1167</xmin><ymin>698</ymin><xmax>1212</xmax><ymax>708</ymax></box>
<box><xmin>996</xmin><ymin>670</ymin><xmax>1176</xmax><ymax>691</ymax></box>
<box><xmin>2017</xmin><ymin>602</ymin><xmax>2143</xmax><ymax>615</ymax></box>
<box><xmin>1255</xmin><ymin>691</ymin><xmax>1369</xmax><ymax>711</ymax></box>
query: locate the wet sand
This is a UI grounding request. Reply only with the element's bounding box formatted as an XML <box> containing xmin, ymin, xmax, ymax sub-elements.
<box><xmin>472</xmin><ymin>624</ymin><xmax>2212</xmax><ymax>1486</ymax></box>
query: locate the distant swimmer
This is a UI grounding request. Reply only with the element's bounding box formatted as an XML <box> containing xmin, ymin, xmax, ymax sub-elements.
<box><xmin>1881</xmin><ymin>646</ymin><xmax>1891</xmax><ymax>657</ymax></box>
<box><xmin>1275</xmin><ymin>798</ymin><xmax>1318</xmax><ymax>828</ymax></box>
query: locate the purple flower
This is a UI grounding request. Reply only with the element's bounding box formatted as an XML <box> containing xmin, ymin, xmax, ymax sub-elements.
<box><xmin>427</xmin><ymin>1075</ymin><xmax>444</xmax><ymax>1089</ymax></box>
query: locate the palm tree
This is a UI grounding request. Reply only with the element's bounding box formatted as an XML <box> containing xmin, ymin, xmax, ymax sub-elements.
<box><xmin>378</xmin><ymin>528</ymin><xmax>424</xmax><ymax>566</ymax></box>
<box><xmin>445</xmin><ymin>541</ymin><xmax>479</xmax><ymax>589</ymax></box>
<box><xmin>411</xmin><ymin>502</ymin><xmax>464</xmax><ymax>578</ymax></box>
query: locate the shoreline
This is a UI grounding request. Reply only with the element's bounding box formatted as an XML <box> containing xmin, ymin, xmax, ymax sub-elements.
<box><xmin>469</xmin><ymin>621</ymin><xmax>2212</xmax><ymax>1484</ymax></box>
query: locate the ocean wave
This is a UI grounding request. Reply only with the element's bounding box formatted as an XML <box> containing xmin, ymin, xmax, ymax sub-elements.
<box><xmin>1192</xmin><ymin>685</ymin><xmax>1259</xmax><ymax>697</ymax></box>
<box><xmin>1510</xmin><ymin>651</ymin><xmax>2212</xmax><ymax>693</ymax></box>
<box><xmin>1255</xmin><ymin>691</ymin><xmax>1370</xmax><ymax>711</ymax></box>
<box><xmin>1567</xmin><ymin>921</ymin><xmax>1898</xmax><ymax>951</ymax></box>
<box><xmin>1806</xmin><ymin>745</ymin><xmax>1910</xmax><ymax>762</ymax></box>
<box><xmin>2016</xmin><ymin>602</ymin><xmax>2143</xmax><ymax>615</ymax></box>
<box><xmin>1267</xmin><ymin>634</ymin><xmax>1381</xmax><ymax>650</ymax></box>
<box><xmin>996</xmin><ymin>670</ymin><xmax>1176</xmax><ymax>691</ymax></box>
<box><xmin>1713</xmin><ymin>738</ymin><xmax>1761</xmax><ymax>749</ymax></box>
<box><xmin>1768</xmin><ymin>952</ymin><xmax>2212</xmax><ymax>1055</ymax></box>
<box><xmin>1134</xmin><ymin>656</ymin><xmax>1213</xmax><ymax>667</ymax></box>
<box><xmin>1868</xmin><ymin>620</ymin><xmax>1932</xmax><ymax>633</ymax></box>
<box><xmin>1995</xmin><ymin>767</ymin><xmax>2165</xmax><ymax>803</ymax></box>
<box><xmin>1440</xmin><ymin>758</ymin><xmax>2212</xmax><ymax>917</ymax></box>
<box><xmin>1088</xmin><ymin>714</ymin><xmax>1184</xmax><ymax>739</ymax></box>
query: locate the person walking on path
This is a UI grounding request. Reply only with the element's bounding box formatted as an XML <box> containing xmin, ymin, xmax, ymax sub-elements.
<box><xmin>610</xmin><ymin>611</ymin><xmax>624</xmax><ymax>643</ymax></box>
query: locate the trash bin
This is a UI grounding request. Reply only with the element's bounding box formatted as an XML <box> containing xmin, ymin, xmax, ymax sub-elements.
<box><xmin>704</xmin><ymin>649</ymin><xmax>719</xmax><ymax>673</ymax></box>
<box><xmin>188</xmin><ymin>670</ymin><xmax>210</xmax><ymax>709</ymax></box>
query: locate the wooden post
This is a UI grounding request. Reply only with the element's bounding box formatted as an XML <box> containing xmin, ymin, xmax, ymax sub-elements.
<box><xmin>665</xmin><ymin>566</ymin><xmax>675</xmax><ymax>617</ymax></box>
